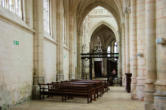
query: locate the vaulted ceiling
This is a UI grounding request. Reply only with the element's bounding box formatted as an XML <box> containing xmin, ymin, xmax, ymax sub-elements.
<box><xmin>91</xmin><ymin>24</ymin><xmax>116</xmax><ymax>49</ymax></box>
<box><xmin>72</xmin><ymin>0</ymin><xmax>123</xmax><ymax>31</ymax></box>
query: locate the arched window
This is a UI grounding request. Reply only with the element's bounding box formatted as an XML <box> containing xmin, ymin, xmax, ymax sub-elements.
<box><xmin>43</xmin><ymin>0</ymin><xmax>51</xmax><ymax>36</ymax></box>
<box><xmin>114</xmin><ymin>42</ymin><xmax>118</xmax><ymax>53</ymax></box>
<box><xmin>107</xmin><ymin>46</ymin><xmax>111</xmax><ymax>57</ymax></box>
<box><xmin>107</xmin><ymin>46</ymin><xmax>111</xmax><ymax>53</ymax></box>
<box><xmin>0</xmin><ymin>0</ymin><xmax>23</xmax><ymax>18</ymax></box>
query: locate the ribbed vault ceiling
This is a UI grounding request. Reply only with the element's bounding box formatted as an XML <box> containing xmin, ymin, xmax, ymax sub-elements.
<box><xmin>91</xmin><ymin>24</ymin><xmax>116</xmax><ymax>49</ymax></box>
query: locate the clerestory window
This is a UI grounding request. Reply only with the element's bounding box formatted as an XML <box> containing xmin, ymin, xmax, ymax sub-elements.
<box><xmin>43</xmin><ymin>0</ymin><xmax>52</xmax><ymax>36</ymax></box>
<box><xmin>0</xmin><ymin>0</ymin><xmax>23</xmax><ymax>18</ymax></box>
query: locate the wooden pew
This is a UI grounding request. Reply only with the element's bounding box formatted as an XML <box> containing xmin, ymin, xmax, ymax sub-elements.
<box><xmin>38</xmin><ymin>83</ymin><xmax>53</xmax><ymax>99</ymax></box>
<box><xmin>75</xmin><ymin>80</ymin><xmax>105</xmax><ymax>97</ymax></box>
<box><xmin>38</xmin><ymin>80</ymin><xmax>107</xmax><ymax>103</ymax></box>
<box><xmin>58</xmin><ymin>82</ymin><xmax>95</xmax><ymax>103</ymax></box>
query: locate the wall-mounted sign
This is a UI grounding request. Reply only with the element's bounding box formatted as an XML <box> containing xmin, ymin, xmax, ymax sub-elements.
<box><xmin>13</xmin><ymin>40</ymin><xmax>20</xmax><ymax>45</ymax></box>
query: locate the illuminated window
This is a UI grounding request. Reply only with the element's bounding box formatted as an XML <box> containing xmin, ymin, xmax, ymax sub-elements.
<box><xmin>0</xmin><ymin>0</ymin><xmax>23</xmax><ymax>18</ymax></box>
<box><xmin>114</xmin><ymin>42</ymin><xmax>118</xmax><ymax>53</ymax></box>
<box><xmin>43</xmin><ymin>0</ymin><xmax>51</xmax><ymax>36</ymax></box>
<box><xmin>107</xmin><ymin>46</ymin><xmax>111</xmax><ymax>57</ymax></box>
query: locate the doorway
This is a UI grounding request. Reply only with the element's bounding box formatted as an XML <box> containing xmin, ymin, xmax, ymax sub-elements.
<box><xmin>107</xmin><ymin>60</ymin><xmax>117</xmax><ymax>75</ymax></box>
<box><xmin>94</xmin><ymin>61</ymin><xmax>102</xmax><ymax>78</ymax></box>
<box><xmin>107</xmin><ymin>60</ymin><xmax>117</xmax><ymax>85</ymax></box>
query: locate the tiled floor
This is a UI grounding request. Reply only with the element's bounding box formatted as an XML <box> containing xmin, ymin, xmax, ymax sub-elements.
<box><xmin>10</xmin><ymin>87</ymin><xmax>144</xmax><ymax>110</ymax></box>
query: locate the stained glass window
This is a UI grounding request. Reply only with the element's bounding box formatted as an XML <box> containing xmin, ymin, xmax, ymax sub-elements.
<box><xmin>0</xmin><ymin>0</ymin><xmax>23</xmax><ymax>18</ymax></box>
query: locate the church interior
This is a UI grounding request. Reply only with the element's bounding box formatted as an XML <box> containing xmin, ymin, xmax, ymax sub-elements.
<box><xmin>0</xmin><ymin>0</ymin><xmax>166</xmax><ymax>110</ymax></box>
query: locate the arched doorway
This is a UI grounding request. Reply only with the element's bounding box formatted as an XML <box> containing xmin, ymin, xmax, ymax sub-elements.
<box><xmin>90</xmin><ymin>23</ymin><xmax>117</xmax><ymax>79</ymax></box>
<box><xmin>75</xmin><ymin>1</ymin><xmax>123</xmax><ymax>80</ymax></box>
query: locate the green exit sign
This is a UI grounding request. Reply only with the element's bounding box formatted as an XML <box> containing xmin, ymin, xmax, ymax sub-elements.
<box><xmin>13</xmin><ymin>40</ymin><xmax>20</xmax><ymax>45</ymax></box>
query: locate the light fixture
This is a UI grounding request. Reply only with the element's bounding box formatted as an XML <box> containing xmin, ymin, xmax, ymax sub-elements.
<box><xmin>156</xmin><ymin>38</ymin><xmax>166</xmax><ymax>45</ymax></box>
<box><xmin>137</xmin><ymin>53</ymin><xmax>144</xmax><ymax>57</ymax></box>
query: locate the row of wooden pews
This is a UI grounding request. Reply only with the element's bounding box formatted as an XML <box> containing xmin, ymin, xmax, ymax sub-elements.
<box><xmin>38</xmin><ymin>80</ymin><xmax>109</xmax><ymax>103</ymax></box>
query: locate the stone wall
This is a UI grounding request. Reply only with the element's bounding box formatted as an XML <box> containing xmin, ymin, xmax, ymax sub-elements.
<box><xmin>43</xmin><ymin>38</ymin><xmax>57</xmax><ymax>83</ymax></box>
<box><xmin>63</xmin><ymin>48</ymin><xmax>69</xmax><ymax>80</ymax></box>
<box><xmin>0</xmin><ymin>15</ymin><xmax>33</xmax><ymax>109</ymax></box>
<box><xmin>0</xmin><ymin>0</ymin><xmax>77</xmax><ymax>109</ymax></box>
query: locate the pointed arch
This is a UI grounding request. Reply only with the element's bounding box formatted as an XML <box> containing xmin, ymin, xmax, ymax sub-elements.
<box><xmin>89</xmin><ymin>21</ymin><xmax>119</xmax><ymax>42</ymax></box>
<box><xmin>76</xmin><ymin>0</ymin><xmax>123</xmax><ymax>34</ymax></box>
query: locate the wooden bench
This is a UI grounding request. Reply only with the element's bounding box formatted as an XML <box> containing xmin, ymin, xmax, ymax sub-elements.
<box><xmin>58</xmin><ymin>82</ymin><xmax>95</xmax><ymax>103</ymax></box>
<box><xmin>38</xmin><ymin>80</ymin><xmax>107</xmax><ymax>103</ymax></box>
<box><xmin>38</xmin><ymin>83</ymin><xmax>53</xmax><ymax>99</ymax></box>
<box><xmin>75</xmin><ymin>80</ymin><xmax>105</xmax><ymax>97</ymax></box>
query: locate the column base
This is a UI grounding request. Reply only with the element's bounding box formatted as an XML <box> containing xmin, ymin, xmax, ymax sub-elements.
<box><xmin>144</xmin><ymin>91</ymin><xmax>154</xmax><ymax>104</ymax></box>
<box><xmin>136</xmin><ymin>77</ymin><xmax>145</xmax><ymax>100</ymax></box>
<box><xmin>131</xmin><ymin>84</ymin><xmax>137</xmax><ymax>99</ymax></box>
<box><xmin>144</xmin><ymin>84</ymin><xmax>155</xmax><ymax>108</ymax></box>
<box><xmin>131</xmin><ymin>77</ymin><xmax>137</xmax><ymax>99</ymax></box>
<box><xmin>32</xmin><ymin>76</ymin><xmax>45</xmax><ymax>99</ymax></box>
<box><xmin>136</xmin><ymin>85</ymin><xmax>145</xmax><ymax>101</ymax></box>
<box><xmin>32</xmin><ymin>85</ymin><xmax>40</xmax><ymax>99</ymax></box>
<box><xmin>145</xmin><ymin>103</ymin><xmax>155</xmax><ymax>110</ymax></box>
<box><xmin>154</xmin><ymin>91</ymin><xmax>166</xmax><ymax>110</ymax></box>
<box><xmin>69</xmin><ymin>73</ymin><xmax>75</xmax><ymax>80</ymax></box>
<box><xmin>56</xmin><ymin>74</ymin><xmax>64</xmax><ymax>81</ymax></box>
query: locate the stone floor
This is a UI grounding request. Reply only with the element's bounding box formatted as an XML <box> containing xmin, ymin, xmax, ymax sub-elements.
<box><xmin>10</xmin><ymin>87</ymin><xmax>144</xmax><ymax>110</ymax></box>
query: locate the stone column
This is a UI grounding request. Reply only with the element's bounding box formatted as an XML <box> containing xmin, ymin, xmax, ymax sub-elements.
<box><xmin>117</xmin><ymin>40</ymin><xmax>120</xmax><ymax>78</ymax></box>
<box><xmin>32</xmin><ymin>0</ymin><xmax>44</xmax><ymax>99</ymax></box>
<box><xmin>121</xmin><ymin>24</ymin><xmax>126</xmax><ymax>86</ymax></box>
<box><xmin>136</xmin><ymin>0</ymin><xmax>145</xmax><ymax>100</ymax></box>
<box><xmin>56</xmin><ymin>0</ymin><xmax>64</xmax><ymax>81</ymax></box>
<box><xmin>118</xmin><ymin>40</ymin><xmax>122</xmax><ymax>79</ymax></box>
<box><xmin>125</xmin><ymin>10</ymin><xmax>130</xmax><ymax>74</ymax></box>
<box><xmin>69</xmin><ymin>5</ymin><xmax>75</xmax><ymax>80</ymax></box>
<box><xmin>130</xmin><ymin>0</ymin><xmax>137</xmax><ymax>99</ymax></box>
<box><xmin>154</xmin><ymin>0</ymin><xmax>166</xmax><ymax>110</ymax></box>
<box><xmin>144</xmin><ymin>0</ymin><xmax>156</xmax><ymax>109</ymax></box>
<box><xmin>77</xmin><ymin>31</ymin><xmax>82</xmax><ymax>79</ymax></box>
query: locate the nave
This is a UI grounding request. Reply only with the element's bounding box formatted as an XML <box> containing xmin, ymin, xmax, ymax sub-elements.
<box><xmin>10</xmin><ymin>87</ymin><xmax>144</xmax><ymax>110</ymax></box>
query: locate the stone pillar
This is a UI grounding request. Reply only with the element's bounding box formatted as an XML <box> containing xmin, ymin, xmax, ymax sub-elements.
<box><xmin>32</xmin><ymin>0</ymin><xmax>44</xmax><ymax>99</ymax></box>
<box><xmin>144</xmin><ymin>0</ymin><xmax>156</xmax><ymax>109</ymax></box>
<box><xmin>56</xmin><ymin>0</ymin><xmax>64</xmax><ymax>81</ymax></box>
<box><xmin>121</xmin><ymin>24</ymin><xmax>126</xmax><ymax>86</ymax></box>
<box><xmin>76</xmin><ymin>34</ymin><xmax>81</xmax><ymax>79</ymax></box>
<box><xmin>125</xmin><ymin>10</ymin><xmax>130</xmax><ymax>74</ymax></box>
<box><xmin>154</xmin><ymin>0</ymin><xmax>166</xmax><ymax>110</ymax></box>
<box><xmin>130</xmin><ymin>0</ymin><xmax>137</xmax><ymax>99</ymax></box>
<box><xmin>136</xmin><ymin>0</ymin><xmax>145</xmax><ymax>100</ymax></box>
<box><xmin>117</xmin><ymin>40</ymin><xmax>122</xmax><ymax>79</ymax></box>
<box><xmin>69</xmin><ymin>5</ymin><xmax>75</xmax><ymax>80</ymax></box>
<box><xmin>77</xmin><ymin>25</ymin><xmax>83</xmax><ymax>79</ymax></box>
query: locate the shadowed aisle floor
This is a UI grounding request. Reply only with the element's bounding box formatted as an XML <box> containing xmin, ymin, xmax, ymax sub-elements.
<box><xmin>10</xmin><ymin>87</ymin><xmax>144</xmax><ymax>110</ymax></box>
